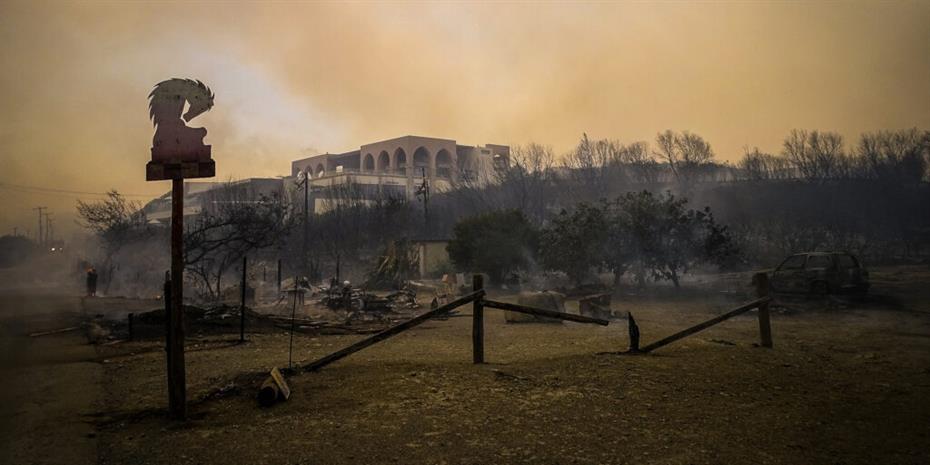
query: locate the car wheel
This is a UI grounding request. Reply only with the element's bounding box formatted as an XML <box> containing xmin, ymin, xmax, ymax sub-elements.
<box><xmin>810</xmin><ymin>281</ymin><xmax>830</xmax><ymax>296</ymax></box>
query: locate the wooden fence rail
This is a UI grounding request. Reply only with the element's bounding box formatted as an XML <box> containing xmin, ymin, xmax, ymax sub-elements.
<box><xmin>639</xmin><ymin>296</ymin><xmax>773</xmax><ymax>353</ymax></box>
<box><xmin>255</xmin><ymin>276</ymin><xmax>781</xmax><ymax>406</ymax></box>
<box><xmin>293</xmin><ymin>277</ymin><xmax>612</xmax><ymax>374</ymax></box>
<box><xmin>481</xmin><ymin>300</ymin><xmax>610</xmax><ymax>326</ymax></box>
<box><xmin>274</xmin><ymin>275</ymin><xmax>773</xmax><ymax>404</ymax></box>
<box><xmin>296</xmin><ymin>290</ymin><xmax>486</xmax><ymax>373</ymax></box>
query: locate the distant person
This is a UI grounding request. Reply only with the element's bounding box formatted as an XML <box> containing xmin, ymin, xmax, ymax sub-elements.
<box><xmin>341</xmin><ymin>280</ymin><xmax>352</xmax><ymax>310</ymax></box>
<box><xmin>86</xmin><ymin>267</ymin><xmax>98</xmax><ymax>297</ymax></box>
<box><xmin>294</xmin><ymin>276</ymin><xmax>310</xmax><ymax>305</ymax></box>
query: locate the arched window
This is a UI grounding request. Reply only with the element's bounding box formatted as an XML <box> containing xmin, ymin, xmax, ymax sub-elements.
<box><xmin>436</xmin><ymin>149</ymin><xmax>453</xmax><ymax>178</ymax></box>
<box><xmin>394</xmin><ymin>148</ymin><xmax>407</xmax><ymax>176</ymax></box>
<box><xmin>377</xmin><ymin>151</ymin><xmax>390</xmax><ymax>172</ymax></box>
<box><xmin>413</xmin><ymin>147</ymin><xmax>430</xmax><ymax>177</ymax></box>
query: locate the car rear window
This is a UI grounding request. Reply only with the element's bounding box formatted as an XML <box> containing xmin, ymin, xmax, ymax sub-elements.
<box><xmin>837</xmin><ymin>254</ymin><xmax>858</xmax><ymax>269</ymax></box>
<box><xmin>779</xmin><ymin>255</ymin><xmax>807</xmax><ymax>270</ymax></box>
<box><xmin>806</xmin><ymin>255</ymin><xmax>834</xmax><ymax>269</ymax></box>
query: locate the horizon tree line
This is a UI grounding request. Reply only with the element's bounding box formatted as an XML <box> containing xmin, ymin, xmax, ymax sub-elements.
<box><xmin>68</xmin><ymin>126</ymin><xmax>930</xmax><ymax>297</ymax></box>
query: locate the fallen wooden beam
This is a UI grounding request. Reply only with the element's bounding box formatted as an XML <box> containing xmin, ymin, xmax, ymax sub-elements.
<box><xmin>481</xmin><ymin>299</ymin><xmax>610</xmax><ymax>326</ymax></box>
<box><xmin>299</xmin><ymin>290</ymin><xmax>485</xmax><ymax>373</ymax></box>
<box><xmin>640</xmin><ymin>297</ymin><xmax>771</xmax><ymax>353</ymax></box>
<box><xmin>29</xmin><ymin>326</ymin><xmax>80</xmax><ymax>337</ymax></box>
<box><xmin>267</xmin><ymin>316</ymin><xmax>325</xmax><ymax>326</ymax></box>
<box><xmin>258</xmin><ymin>367</ymin><xmax>291</xmax><ymax>406</ymax></box>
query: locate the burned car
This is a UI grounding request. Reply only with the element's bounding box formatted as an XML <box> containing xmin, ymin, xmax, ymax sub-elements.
<box><xmin>770</xmin><ymin>252</ymin><xmax>869</xmax><ymax>295</ymax></box>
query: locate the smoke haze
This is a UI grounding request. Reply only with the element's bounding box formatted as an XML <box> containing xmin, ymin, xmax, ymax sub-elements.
<box><xmin>1</xmin><ymin>1</ymin><xmax>929</xmax><ymax>236</ymax></box>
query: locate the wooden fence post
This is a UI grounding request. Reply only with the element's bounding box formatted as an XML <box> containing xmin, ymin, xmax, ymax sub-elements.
<box><xmin>627</xmin><ymin>312</ymin><xmax>640</xmax><ymax>352</ymax></box>
<box><xmin>289</xmin><ymin>276</ymin><xmax>298</xmax><ymax>370</ymax></box>
<box><xmin>472</xmin><ymin>274</ymin><xmax>484</xmax><ymax>364</ymax></box>
<box><xmin>128</xmin><ymin>313</ymin><xmax>134</xmax><ymax>341</ymax></box>
<box><xmin>163</xmin><ymin>271</ymin><xmax>170</xmax><ymax>347</ymax></box>
<box><xmin>240</xmin><ymin>255</ymin><xmax>247</xmax><ymax>343</ymax></box>
<box><xmin>755</xmin><ymin>273</ymin><xmax>773</xmax><ymax>348</ymax></box>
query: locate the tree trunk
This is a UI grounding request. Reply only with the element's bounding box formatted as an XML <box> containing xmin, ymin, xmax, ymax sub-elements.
<box><xmin>612</xmin><ymin>266</ymin><xmax>626</xmax><ymax>287</ymax></box>
<box><xmin>103</xmin><ymin>262</ymin><xmax>115</xmax><ymax>294</ymax></box>
<box><xmin>215</xmin><ymin>271</ymin><xmax>222</xmax><ymax>302</ymax></box>
<box><xmin>635</xmin><ymin>262</ymin><xmax>646</xmax><ymax>287</ymax></box>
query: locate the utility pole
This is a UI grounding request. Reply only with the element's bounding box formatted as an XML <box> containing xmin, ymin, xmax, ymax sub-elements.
<box><xmin>304</xmin><ymin>168</ymin><xmax>310</xmax><ymax>278</ymax></box>
<box><xmin>45</xmin><ymin>213</ymin><xmax>53</xmax><ymax>246</ymax></box>
<box><xmin>33</xmin><ymin>207</ymin><xmax>46</xmax><ymax>246</ymax></box>
<box><xmin>296</xmin><ymin>168</ymin><xmax>311</xmax><ymax>279</ymax></box>
<box><xmin>415</xmin><ymin>167</ymin><xmax>430</xmax><ymax>234</ymax></box>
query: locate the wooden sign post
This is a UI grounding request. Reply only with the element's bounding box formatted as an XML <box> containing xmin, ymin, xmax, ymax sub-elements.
<box><xmin>146</xmin><ymin>78</ymin><xmax>216</xmax><ymax>420</ymax></box>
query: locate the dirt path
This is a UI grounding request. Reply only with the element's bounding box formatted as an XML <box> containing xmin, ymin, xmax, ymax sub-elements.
<box><xmin>0</xmin><ymin>292</ymin><xmax>100</xmax><ymax>465</ymax></box>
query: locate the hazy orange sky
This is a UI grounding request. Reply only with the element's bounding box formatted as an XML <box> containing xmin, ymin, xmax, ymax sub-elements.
<box><xmin>1</xmin><ymin>1</ymin><xmax>929</xmax><ymax>238</ymax></box>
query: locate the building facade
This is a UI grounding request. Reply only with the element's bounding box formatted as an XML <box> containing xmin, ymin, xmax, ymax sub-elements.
<box><xmin>290</xmin><ymin>135</ymin><xmax>509</xmax><ymax>213</ymax></box>
<box><xmin>142</xmin><ymin>178</ymin><xmax>284</xmax><ymax>224</ymax></box>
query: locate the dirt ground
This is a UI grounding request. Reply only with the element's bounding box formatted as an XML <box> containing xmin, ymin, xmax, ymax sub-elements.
<box><xmin>2</xmin><ymin>266</ymin><xmax>930</xmax><ymax>464</ymax></box>
<box><xmin>0</xmin><ymin>291</ymin><xmax>100</xmax><ymax>465</ymax></box>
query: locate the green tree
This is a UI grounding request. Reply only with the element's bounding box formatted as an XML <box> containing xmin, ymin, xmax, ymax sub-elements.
<box><xmin>447</xmin><ymin>210</ymin><xmax>538</xmax><ymax>283</ymax></box>
<box><xmin>614</xmin><ymin>191</ymin><xmax>734</xmax><ymax>287</ymax></box>
<box><xmin>602</xmin><ymin>200</ymin><xmax>637</xmax><ymax>285</ymax></box>
<box><xmin>538</xmin><ymin>202</ymin><xmax>609</xmax><ymax>285</ymax></box>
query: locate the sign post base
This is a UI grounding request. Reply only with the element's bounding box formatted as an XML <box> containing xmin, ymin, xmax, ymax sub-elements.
<box><xmin>146</xmin><ymin>160</ymin><xmax>215</xmax><ymax>181</ymax></box>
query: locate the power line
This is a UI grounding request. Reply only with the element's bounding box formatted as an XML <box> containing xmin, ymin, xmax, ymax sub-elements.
<box><xmin>0</xmin><ymin>182</ymin><xmax>156</xmax><ymax>198</ymax></box>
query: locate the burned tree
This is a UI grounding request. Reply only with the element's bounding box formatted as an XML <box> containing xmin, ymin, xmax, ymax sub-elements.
<box><xmin>311</xmin><ymin>181</ymin><xmax>370</xmax><ymax>281</ymax></box>
<box><xmin>184</xmin><ymin>183</ymin><xmax>290</xmax><ymax>301</ymax></box>
<box><xmin>855</xmin><ymin>128</ymin><xmax>930</xmax><ymax>184</ymax></box>
<box><xmin>655</xmin><ymin>130</ymin><xmax>716</xmax><ymax>189</ymax></box>
<box><xmin>563</xmin><ymin>133</ymin><xmax>622</xmax><ymax>203</ymax></box>
<box><xmin>738</xmin><ymin>147</ymin><xmax>793</xmax><ymax>181</ymax></box>
<box><xmin>76</xmin><ymin>190</ymin><xmax>157</xmax><ymax>294</ymax></box>
<box><xmin>617</xmin><ymin>141</ymin><xmax>661</xmax><ymax>185</ymax></box>
<box><xmin>446</xmin><ymin>143</ymin><xmax>559</xmax><ymax>227</ymax></box>
<box><xmin>782</xmin><ymin>129</ymin><xmax>849</xmax><ymax>182</ymax></box>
